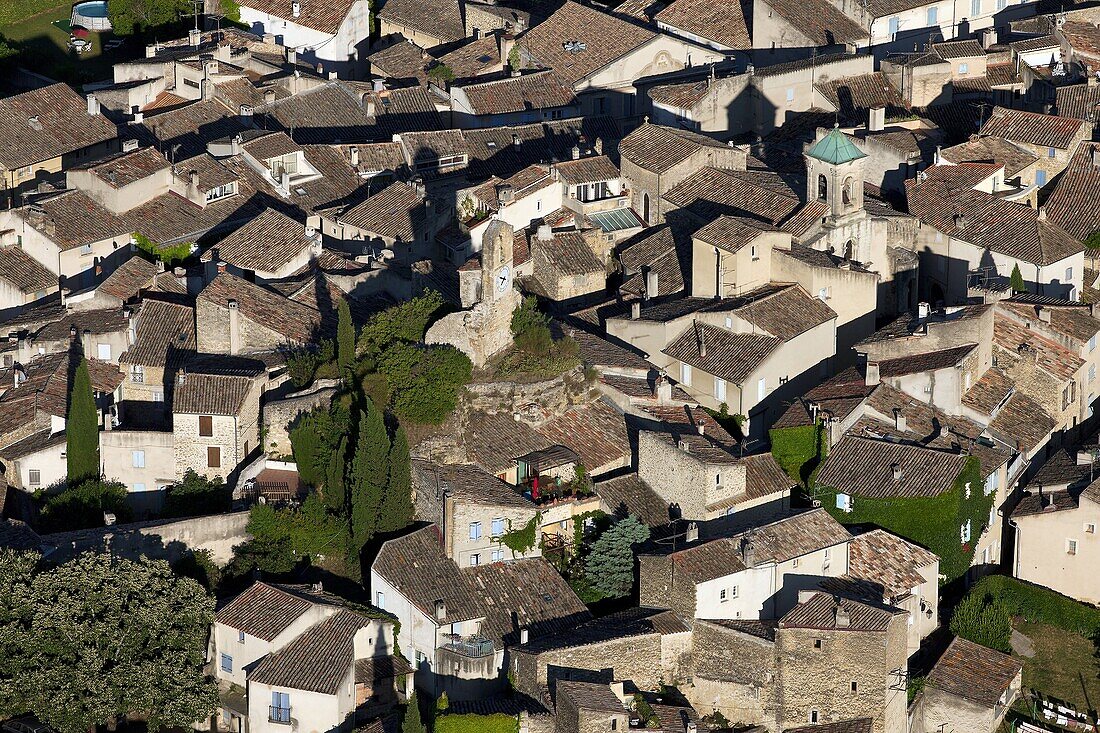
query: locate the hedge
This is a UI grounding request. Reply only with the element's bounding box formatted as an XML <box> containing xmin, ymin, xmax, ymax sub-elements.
<box><xmin>434</xmin><ymin>714</ymin><xmax>518</xmax><ymax>733</ymax></box>
<box><xmin>820</xmin><ymin>457</ymin><xmax>990</xmax><ymax>583</ymax></box>
<box><xmin>965</xmin><ymin>575</ymin><xmax>1100</xmax><ymax>637</ymax></box>
<box><xmin>770</xmin><ymin>423</ymin><xmax>826</xmax><ymax>486</ymax></box>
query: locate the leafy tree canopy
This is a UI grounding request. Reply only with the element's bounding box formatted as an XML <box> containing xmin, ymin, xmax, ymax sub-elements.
<box><xmin>163</xmin><ymin>470</ymin><xmax>230</xmax><ymax>518</ymax></box>
<box><xmin>108</xmin><ymin>0</ymin><xmax>187</xmax><ymax>35</ymax></box>
<box><xmin>583</xmin><ymin>515</ymin><xmax>650</xmax><ymax>599</ymax></box>
<box><xmin>38</xmin><ymin>479</ymin><xmax>131</xmax><ymax>533</ymax></box>
<box><xmin>949</xmin><ymin>591</ymin><xmax>1012</xmax><ymax>653</ymax></box>
<box><xmin>0</xmin><ymin>551</ymin><xmax>218</xmax><ymax>733</ymax></box>
<box><xmin>357</xmin><ymin>290</ymin><xmax>444</xmax><ymax>359</ymax></box>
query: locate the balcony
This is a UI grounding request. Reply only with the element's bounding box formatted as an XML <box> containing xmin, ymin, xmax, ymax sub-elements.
<box><xmin>440</xmin><ymin>634</ymin><xmax>494</xmax><ymax>658</ymax></box>
<box><xmin>268</xmin><ymin>707</ymin><xmax>291</xmax><ymax>724</ymax></box>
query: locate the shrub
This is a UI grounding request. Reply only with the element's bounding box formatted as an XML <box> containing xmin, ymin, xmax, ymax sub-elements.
<box><xmin>965</xmin><ymin>575</ymin><xmax>1100</xmax><ymax>637</ymax></box>
<box><xmin>132</xmin><ymin>232</ymin><xmax>192</xmax><ymax>265</ymax></box>
<box><xmin>162</xmin><ymin>470</ymin><xmax>230</xmax><ymax>518</ymax></box>
<box><xmin>427</xmin><ymin>63</ymin><xmax>455</xmax><ymax>85</ymax></box>
<box><xmin>379</xmin><ymin>343</ymin><xmax>472</xmax><ymax>425</ymax></box>
<box><xmin>434</xmin><ymin>714</ymin><xmax>518</xmax><ymax>733</ymax></box>
<box><xmin>1086</xmin><ymin>231</ymin><xmax>1100</xmax><ymax>250</ymax></box>
<box><xmin>357</xmin><ymin>290</ymin><xmax>444</xmax><ymax>360</ymax></box>
<box><xmin>226</xmin><ymin>496</ymin><xmax>347</xmax><ymax>577</ymax></box>
<box><xmin>950</xmin><ymin>591</ymin><xmax>1012</xmax><ymax>653</ymax></box>
<box><xmin>511</xmin><ymin>296</ymin><xmax>552</xmax><ymax>354</ymax></box>
<box><xmin>38</xmin><ymin>480</ymin><xmax>132</xmax><ymax>532</ymax></box>
<box><xmin>1010</xmin><ymin>263</ymin><xmax>1026</xmax><ymax>293</ymax></box>
<box><xmin>286</xmin><ymin>340</ymin><xmax>335</xmax><ymax>388</ymax></box>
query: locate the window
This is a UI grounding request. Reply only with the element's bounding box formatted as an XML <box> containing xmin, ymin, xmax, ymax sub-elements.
<box><xmin>28</xmin><ymin>470</ymin><xmax>40</xmax><ymax>486</ymax></box>
<box><xmin>491</xmin><ymin>549</ymin><xmax>504</xmax><ymax>562</ymax></box>
<box><xmin>730</xmin><ymin>585</ymin><xmax>738</xmax><ymax>598</ymax></box>
<box><xmin>97</xmin><ymin>343</ymin><xmax>111</xmax><ymax>360</ymax></box>
<box><xmin>1036</xmin><ymin>170</ymin><xmax>1047</xmax><ymax>186</ymax></box>
<box><xmin>888</xmin><ymin>16</ymin><xmax>899</xmax><ymax>35</ymax></box>
<box><xmin>715</xmin><ymin>474</ymin><xmax>721</xmax><ymax>486</ymax></box>
<box><xmin>750</xmin><ymin>244</ymin><xmax>758</xmax><ymax>260</ymax></box>
<box><xmin>813</xmin><ymin>638</ymin><xmax>823</xmax><ymax>649</ymax></box>
<box><xmin>757</xmin><ymin>377</ymin><xmax>766</xmax><ymax>400</ymax></box>
<box><xmin>130</xmin><ymin>365</ymin><xmax>144</xmax><ymax>383</ymax></box>
<box><xmin>959</xmin><ymin>62</ymin><xmax>969</xmax><ymax>73</ymax></box>
<box><xmin>715</xmin><ymin>378</ymin><xmax>726</xmax><ymax>402</ymax></box>
<box><xmin>792</xmin><ymin>557</ymin><xmax>800</xmax><ymax>568</ymax></box>
<box><xmin>1067</xmin><ymin>538</ymin><xmax>1078</xmax><ymax>555</ymax></box>
<box><xmin>376</xmin><ymin>591</ymin><xmax>385</xmax><ymax>609</ymax></box>
<box><xmin>470</xmin><ymin>553</ymin><xmax>481</xmax><ymax>566</ymax></box>
<box><xmin>817</xmin><ymin>173</ymin><xmax>828</xmax><ymax>200</ymax></box>
<box><xmin>132</xmin><ymin>450</ymin><xmax>145</xmax><ymax>468</ymax></box>
<box><xmin>270</xmin><ymin>692</ymin><xmax>291</xmax><ymax>724</ymax></box>
<box><xmin>997</xmin><ymin>0</ymin><xmax>1005</xmax><ymax>7</ymax></box>
<box><xmin>1090</xmin><ymin>335</ymin><xmax>1096</xmax><ymax>352</ymax></box>
<box><xmin>198</xmin><ymin>415</ymin><xmax>213</xmax><ymax>437</ymax></box>
<box><xmin>220</xmin><ymin>654</ymin><xmax>233</xmax><ymax>673</ymax></box>
<box><xmin>491</xmin><ymin>517</ymin><xmax>505</xmax><ymax>537</ymax></box>
<box><xmin>720</xmin><ymin>589</ymin><xmax>728</xmax><ymax>602</ymax></box>
<box><xmin>80</xmin><ymin>244</ymin><xmax>93</xmax><ymax>256</ymax></box>
<box><xmin>1086</xmin><ymin>523</ymin><xmax>1096</xmax><ymax>534</ymax></box>
<box><xmin>961</xmin><ymin>519</ymin><xmax>972</xmax><ymax>543</ymax></box>
<box><xmin>783</xmin><ymin>87</ymin><xmax>795</xmax><ymax>103</ymax></box>
<box><xmin>927</xmin><ymin>6</ymin><xmax>938</xmax><ymax>24</ymax></box>
<box><xmin>851</xmin><ymin>681</ymin><xmax>858</xmax><ymax>694</ymax></box>
<box><xmin>238</xmin><ymin>630</ymin><xmax>246</xmax><ymax>643</ymax></box>
<box><xmin>1090</xmin><ymin>365</ymin><xmax>1096</xmax><ymax>384</ymax></box>
<box><xmin>1065</xmin><ymin>267</ymin><xmax>1074</xmax><ymax>283</ymax></box>
<box><xmin>810</xmin><ymin>710</ymin><xmax>819</xmax><ymax>724</ymax></box>
<box><xmin>1048</xmin><ymin>147</ymin><xmax>1057</xmax><ymax>158</ymax></box>
<box><xmin>818</xmin><ymin>287</ymin><xmax>829</xmax><ymax>301</ymax></box>
<box><xmin>205</xmin><ymin>182</ymin><xmax>236</xmax><ymax>202</ymax></box>
<box><xmin>971</xmin><ymin>0</ymin><xmax>980</xmax><ymax>15</ymax></box>
<box><xmin>680</xmin><ymin>363</ymin><xmax>692</xmax><ymax>386</ymax></box>
<box><xmin>134</xmin><ymin>483</ymin><xmax>146</xmax><ymax>492</ymax></box>
<box><xmin>207</xmin><ymin>446</ymin><xmax>221</xmax><ymax>468</ymax></box>
<box><xmin>824</xmin><ymin>548</ymin><xmax>831</xmax><ymax>559</ymax></box>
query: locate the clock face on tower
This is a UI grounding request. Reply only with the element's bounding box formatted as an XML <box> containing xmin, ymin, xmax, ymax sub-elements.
<box><xmin>495</xmin><ymin>265</ymin><xmax>512</xmax><ymax>296</ymax></box>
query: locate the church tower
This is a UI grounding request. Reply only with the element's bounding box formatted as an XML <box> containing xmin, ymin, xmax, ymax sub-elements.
<box><xmin>805</xmin><ymin>125</ymin><xmax>867</xmax><ymax>223</ymax></box>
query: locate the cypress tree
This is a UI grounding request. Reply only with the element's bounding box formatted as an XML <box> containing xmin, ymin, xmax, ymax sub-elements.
<box><xmin>402</xmin><ymin>693</ymin><xmax>425</xmax><ymax>733</ymax></box>
<box><xmin>349</xmin><ymin>399</ymin><xmax>390</xmax><ymax>549</ymax></box>
<box><xmin>324</xmin><ymin>435</ymin><xmax>349</xmax><ymax>514</ymax></box>
<box><xmin>337</xmin><ymin>298</ymin><xmax>355</xmax><ymax>376</ymax></box>
<box><xmin>1010</xmin><ymin>263</ymin><xmax>1026</xmax><ymax>293</ymax></box>
<box><xmin>379</xmin><ymin>426</ymin><xmax>413</xmax><ymax>533</ymax></box>
<box><xmin>66</xmin><ymin>357</ymin><xmax>100</xmax><ymax>486</ymax></box>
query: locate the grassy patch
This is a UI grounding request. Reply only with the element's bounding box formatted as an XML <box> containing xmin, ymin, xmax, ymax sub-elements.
<box><xmin>1014</xmin><ymin>620</ymin><xmax>1100</xmax><ymax>714</ymax></box>
<box><xmin>491</xmin><ymin>337</ymin><xmax>581</xmax><ymax>382</ymax></box>
<box><xmin>770</xmin><ymin>423</ymin><xmax>826</xmax><ymax>487</ymax></box>
<box><xmin>0</xmin><ymin>0</ymin><xmax>67</xmax><ymax>27</ymax></box>
<box><xmin>968</xmin><ymin>575</ymin><xmax>1100</xmax><ymax>636</ymax></box>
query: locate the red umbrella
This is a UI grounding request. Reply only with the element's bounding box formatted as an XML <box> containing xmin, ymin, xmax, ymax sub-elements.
<box><xmin>72</xmin><ymin>27</ymin><xmax>90</xmax><ymax>38</ymax></box>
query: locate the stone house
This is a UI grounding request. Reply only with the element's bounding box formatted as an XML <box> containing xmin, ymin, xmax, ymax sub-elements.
<box><xmin>118</xmin><ymin>298</ymin><xmax>197</xmax><ymax>423</ymax></box>
<box><xmin>617</xmin><ymin>123</ymin><xmax>747</xmax><ymax>226</ymax></box>
<box><xmin>553</xmin><ymin>681</ymin><xmax>631</xmax><ymax>733</ymax></box>
<box><xmin>411</xmin><ymin>460</ymin><xmax>542</xmax><ymax>568</ymax></box>
<box><xmin>449</xmin><ymin>71</ymin><xmax>580</xmax><ymax>129</ymax></box>
<box><xmin>0</xmin><ymin>245</ymin><xmax>58</xmax><ymax>315</ymax></box>
<box><xmin>202</xmin><ymin>209</ymin><xmax>323</xmax><ymax>282</ymax></box>
<box><xmin>196</xmin><ymin>271</ymin><xmax>322</xmax><ymax>355</ymax></box>
<box><xmin>636</xmin><ymin>424</ymin><xmax>794</xmax><ymax>522</ymax></box>
<box><xmin>1046</xmin><ymin>142</ymin><xmax>1100</xmax><ymax>256</ymax></box>
<box><xmin>510</xmin><ymin>607</ymin><xmax>692</xmax><ymax>697</ymax></box>
<box><xmin>377</xmin><ymin>0</ymin><xmax>465</xmax><ymax>50</ymax></box>
<box><xmin>0</xmin><ymin>83</ymin><xmax>118</xmax><ymax>208</ymax></box>
<box><xmin>689</xmin><ymin>591</ymin><xmax>909</xmax><ymax>733</ymax></box>
<box><xmin>977</xmin><ymin>106</ymin><xmax>1090</xmax><ymax>189</ymax></box>
<box><xmin>904</xmin><ymin>163</ymin><xmax>1084</xmax><ymax>303</ymax></box>
<box><xmin>172</xmin><ymin>369</ymin><xmax>265</xmax><ymax>481</ymax></box>
<box><xmin>370</xmin><ymin>524</ymin><xmax>589</xmax><ymax>700</ymax></box>
<box><xmin>530</xmin><ymin>228</ymin><xmax>608</xmax><ymax>302</ymax></box>
<box><xmin>937</xmin><ymin>135</ymin><xmax>1042</xmax><ymax>205</ymax></box>
<box><xmin>451</xmin><ymin>165</ymin><xmax>563</xmax><ymax>264</ymax></box>
<box><xmin>211</xmin><ymin>581</ymin><xmax>407</xmax><ymax>733</ymax></box>
<box><xmin>100</xmin><ymin>429</ymin><xmax>177</xmax><ymax>512</ymax></box>
<box><xmin>638</xmin><ymin>509</ymin><xmax>853</xmax><ymax>621</ymax></box>
<box><xmin>1010</xmin><ymin>478</ymin><xmax>1100</xmax><ymax>604</ymax></box>
<box><xmin>518</xmin><ymin>1</ymin><xmax>724</xmax><ymax>123</ymax></box>
<box><xmin>912</xmin><ymin>636</ymin><xmax>1022</xmax><ymax>733</ymax></box>
<box><xmin>751</xmin><ymin>0</ymin><xmax>870</xmax><ymax>58</ymax></box>
<box><xmin>317</xmin><ymin>179</ymin><xmax>435</xmax><ymax>264</ymax></box>
<box><xmin>554</xmin><ymin>155</ymin><xmax>642</xmax><ymax>245</ymax></box>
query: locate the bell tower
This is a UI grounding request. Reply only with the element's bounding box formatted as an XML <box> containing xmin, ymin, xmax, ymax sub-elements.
<box><xmin>480</xmin><ymin>218</ymin><xmax>515</xmax><ymax>302</ymax></box>
<box><xmin>804</xmin><ymin>125</ymin><xmax>867</xmax><ymax>222</ymax></box>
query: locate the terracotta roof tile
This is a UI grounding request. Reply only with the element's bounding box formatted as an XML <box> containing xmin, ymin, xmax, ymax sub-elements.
<box><xmin>0</xmin><ymin>246</ymin><xmax>56</xmax><ymax>294</ymax></box>
<box><xmin>239</xmin><ymin>0</ymin><xmax>357</xmax><ymax>34</ymax></box>
<box><xmin>204</xmin><ymin>208</ymin><xmax>314</xmax><ymax>274</ymax></box>
<box><xmin>987</xmin><ymin>391</ymin><xmax>1056</xmax><ymax>454</ymax></box>
<box><xmin>378</xmin><ymin>0</ymin><xmax>465</xmax><ymax>43</ymax></box>
<box><xmin>0</xmin><ymin>83</ymin><xmax>117</xmax><ymax>169</ymax></box>
<box><xmin>75</xmin><ymin>146</ymin><xmax>170</xmax><ymax>189</ymax></box>
<box><xmin>780</xmin><ymin>591</ymin><xmax>902</xmax><ymax>632</ymax></box>
<box><xmin>198</xmin><ymin>271</ymin><xmax>321</xmax><ymax>343</ymax></box>
<box><xmin>463</xmin><ymin>116</ymin><xmax>621</xmax><ymax>180</ymax></box>
<box><xmin>926</xmin><ymin>636</ymin><xmax>1022</xmax><ymax>707</ymax></box>
<box><xmin>250</xmin><ymin>610</ymin><xmax>374</xmax><ymax>693</ymax></box>
<box><xmin>654</xmin><ymin>0</ymin><xmax>750</xmax><ymax>48</ymax></box>
<box><xmin>367</xmin><ymin>40</ymin><xmax>430</xmax><ymax>84</ymax></box>
<box><xmin>759</xmin><ymin>0</ymin><xmax>868</xmax><ymax>46</ymax></box>
<box><xmin>978</xmin><ymin>105</ymin><xmax>1086</xmax><ymax>149</ymax></box>
<box><xmin>173</xmin><ymin>372</ymin><xmax>255</xmax><ymax>415</ymax></box>
<box><xmin>98</xmin><ymin>257</ymin><xmax>159</xmax><ymax>301</ymax></box>
<box><xmin>554</xmin><ymin>155</ymin><xmax>620</xmax><ymax>185</ymax></box>
<box><xmin>620</xmin><ymin>123</ymin><xmax>729</xmax><ymax>174</ymax></box>
<box><xmin>848</xmin><ymin>529</ymin><xmax>937</xmax><ymax>598</ymax></box>
<box><xmin>1045</xmin><ymin>141</ymin><xmax>1100</xmax><ymax>241</ymax></box>
<box><xmin>816</xmin><ymin>435</ymin><xmax>969</xmax><ymax>498</ymax></box>
<box><xmin>437</xmin><ymin>36</ymin><xmax>503</xmax><ymax>81</ymax></box>
<box><xmin>120</xmin><ymin>299</ymin><xmax>196</xmax><ymax>369</ymax></box>
<box><xmin>815</xmin><ymin>73</ymin><xmax>906</xmax><ymax>122</ymax></box>
<box><xmin>215</xmin><ymin>581</ymin><xmax>313</xmax><ymax>641</ymax></box>
<box><xmin>333</xmin><ymin>180</ymin><xmax>425</xmax><ymax>242</ymax></box>
<box><xmin>939</xmin><ymin>135</ymin><xmax>1038</xmax><ymax>176</ymax></box>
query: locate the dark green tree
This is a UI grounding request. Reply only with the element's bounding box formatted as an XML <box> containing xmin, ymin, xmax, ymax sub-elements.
<box><xmin>949</xmin><ymin>592</ymin><xmax>1012</xmax><ymax>653</ymax></box>
<box><xmin>402</xmin><ymin>692</ymin><xmax>425</xmax><ymax>733</ymax></box>
<box><xmin>324</xmin><ymin>435</ymin><xmax>349</xmax><ymax>514</ymax></box>
<box><xmin>511</xmin><ymin>296</ymin><xmax>552</xmax><ymax>354</ymax></box>
<box><xmin>163</xmin><ymin>470</ymin><xmax>230</xmax><ymax>518</ymax></box>
<box><xmin>379</xmin><ymin>426</ymin><xmax>413</xmax><ymax>533</ymax></box>
<box><xmin>584</xmin><ymin>515</ymin><xmax>650</xmax><ymax>599</ymax></box>
<box><xmin>337</xmin><ymin>297</ymin><xmax>355</xmax><ymax>377</ymax></box>
<box><xmin>108</xmin><ymin>0</ymin><xmax>186</xmax><ymax>35</ymax></box>
<box><xmin>0</xmin><ymin>550</ymin><xmax>38</xmax><ymax>717</ymax></box>
<box><xmin>1010</xmin><ymin>263</ymin><xmax>1026</xmax><ymax>293</ymax></box>
<box><xmin>66</xmin><ymin>357</ymin><xmax>100</xmax><ymax>486</ymax></box>
<box><xmin>349</xmin><ymin>399</ymin><xmax>390</xmax><ymax>551</ymax></box>
<box><xmin>39</xmin><ymin>479</ymin><xmax>131</xmax><ymax>533</ymax></box>
<box><xmin>357</xmin><ymin>290</ymin><xmax>444</xmax><ymax>360</ymax></box>
<box><xmin>378</xmin><ymin>343</ymin><xmax>472</xmax><ymax>425</ymax></box>
<box><xmin>14</xmin><ymin>552</ymin><xmax>218</xmax><ymax>733</ymax></box>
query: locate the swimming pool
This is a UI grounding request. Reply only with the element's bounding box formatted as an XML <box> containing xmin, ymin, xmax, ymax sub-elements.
<box><xmin>72</xmin><ymin>1</ymin><xmax>112</xmax><ymax>31</ymax></box>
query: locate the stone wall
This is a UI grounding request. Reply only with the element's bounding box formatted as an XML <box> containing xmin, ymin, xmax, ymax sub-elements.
<box><xmin>637</xmin><ymin>431</ymin><xmax>747</xmax><ymax>520</ymax></box>
<box><xmin>263</xmin><ymin>381</ymin><xmax>339</xmax><ymax>456</ymax></box>
<box><xmin>41</xmin><ymin>510</ymin><xmax>250</xmax><ymax>564</ymax></box>
<box><xmin>689</xmin><ymin>621</ymin><xmax>775</xmax><ymax>726</ymax></box>
<box><xmin>638</xmin><ymin>554</ymin><xmax>696</xmax><ymax>618</ymax></box>
<box><xmin>513</xmin><ymin>633</ymin><xmax>666</xmax><ymax>697</ymax></box>
<box><xmin>196</xmin><ymin>298</ymin><xmax>300</xmax><ymax>354</ymax></box>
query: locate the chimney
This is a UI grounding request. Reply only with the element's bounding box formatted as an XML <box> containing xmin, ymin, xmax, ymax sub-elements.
<box><xmin>122</xmin><ymin>138</ymin><xmax>138</xmax><ymax>153</ymax></box>
<box><xmin>239</xmin><ymin>104</ymin><xmax>253</xmax><ymax>121</ymax></box>
<box><xmin>287</xmin><ymin>47</ymin><xmax>297</xmax><ymax>65</ymax></box>
<box><xmin>571</xmin><ymin>145</ymin><xmax>580</xmax><ymax>160</ymax></box>
<box><xmin>697</xmin><ymin>323</ymin><xmax>706</xmax><ymax>358</ymax></box>
<box><xmin>263</xmin><ymin>32</ymin><xmax>276</xmax><ymax>44</ymax></box>
<box><xmin>188</xmin><ymin>28</ymin><xmax>201</xmax><ymax>47</ymax></box>
<box><xmin>497</xmin><ymin>183</ymin><xmax>515</xmax><ymax>203</ymax></box>
<box><xmin>1038</xmin><ymin>306</ymin><xmax>1052</xmax><ymax>323</ymax></box>
<box><xmin>263</xmin><ymin>89</ymin><xmax>277</xmax><ymax>105</ymax></box>
<box><xmin>537</xmin><ymin>224</ymin><xmax>553</xmax><ymax>241</ymax></box>
<box><xmin>685</xmin><ymin>522</ymin><xmax>699</xmax><ymax>542</ymax></box>
<box><xmin>216</xmin><ymin>258</ymin><xmax>227</xmax><ymax>274</ymax></box>
<box><xmin>131</xmin><ymin>110</ymin><xmax>144</xmax><ymax>124</ymax></box>
<box><xmin>865</xmin><ymin>361</ymin><xmax>880</xmax><ymax>386</ymax></box>
<box><xmin>292</xmin><ymin>0</ymin><xmax>301</xmax><ymax>16</ymax></box>
<box><xmin>645</xmin><ymin>269</ymin><xmax>659</xmax><ymax>300</ymax></box>
<box><xmin>365</xmin><ymin>96</ymin><xmax>377</xmax><ymax>119</ymax></box>
<box><xmin>500</xmin><ymin>33</ymin><xmax>516</xmax><ymax>68</ymax></box>
<box><xmin>631</xmin><ymin>301</ymin><xmax>641</xmax><ymax>320</ymax></box>
<box><xmin>894</xmin><ymin>408</ymin><xmax>906</xmax><ymax>431</ymax></box>
<box><xmin>697</xmin><ymin>422</ymin><xmax>705</xmax><ymax>436</ymax></box>
<box><xmin>520</xmin><ymin>628</ymin><xmax>529</xmax><ymax>644</ymax></box>
<box><xmin>594</xmin><ymin>137</ymin><xmax>603</xmax><ymax>156</ymax></box>
<box><xmin>434</xmin><ymin>599</ymin><xmax>447</xmax><ymax>621</ymax></box>
<box><xmin>187</xmin><ymin>170</ymin><xmax>200</xmax><ymax>201</ymax></box>
<box><xmin>1038</xmin><ymin>206</ymin><xmax>1048</xmax><ymax>221</ymax></box>
<box><xmin>834</xmin><ymin>604</ymin><xmax>851</xmax><ymax>628</ymax></box>
<box><xmin>918</xmin><ymin>302</ymin><xmax>930</xmax><ymax>319</ymax></box>
<box><xmin>892</xmin><ymin>463</ymin><xmax>902</xmax><ymax>481</ymax></box>
<box><xmin>512</xmin><ymin>133</ymin><xmax>521</xmax><ymax>148</ymax></box>
<box><xmin>980</xmin><ymin>26</ymin><xmax>997</xmax><ymax>49</ymax></box>
<box><xmin>145</xmin><ymin>43</ymin><xmax>158</xmax><ymax>58</ymax></box>
<box><xmin>328</xmin><ymin>70</ymin><xmax>338</xmax><ymax>80</ymax></box>
<box><xmin>87</xmin><ymin>93</ymin><xmax>100</xmax><ymax>116</ymax></box>
<box><xmin>868</xmin><ymin>105</ymin><xmax>885</xmax><ymax>133</ymax></box>
<box><xmin>740</xmin><ymin>536</ymin><xmax>755</xmax><ymax>567</ymax></box>
<box><xmin>954</xmin><ymin>213</ymin><xmax>968</xmax><ymax>229</ymax></box>
<box><xmin>1092</xmin><ymin>148</ymin><xmax>1100</xmax><ymax>168</ymax></box>
<box><xmin>230</xmin><ymin>133</ymin><xmax>242</xmax><ymax>156</ymax></box>
<box><xmin>228</xmin><ymin>298</ymin><xmax>240</xmax><ymax>355</ymax></box>
<box><xmin>350</xmin><ymin>146</ymin><xmax>360</xmax><ymax>166</ymax></box>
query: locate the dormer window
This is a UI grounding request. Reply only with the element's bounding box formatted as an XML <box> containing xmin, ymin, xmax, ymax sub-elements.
<box><xmin>205</xmin><ymin>182</ymin><xmax>237</xmax><ymax>202</ymax></box>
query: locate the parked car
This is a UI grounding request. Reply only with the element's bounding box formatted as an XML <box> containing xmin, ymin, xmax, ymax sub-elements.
<box><xmin>3</xmin><ymin>716</ymin><xmax>56</xmax><ymax>733</ymax></box>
